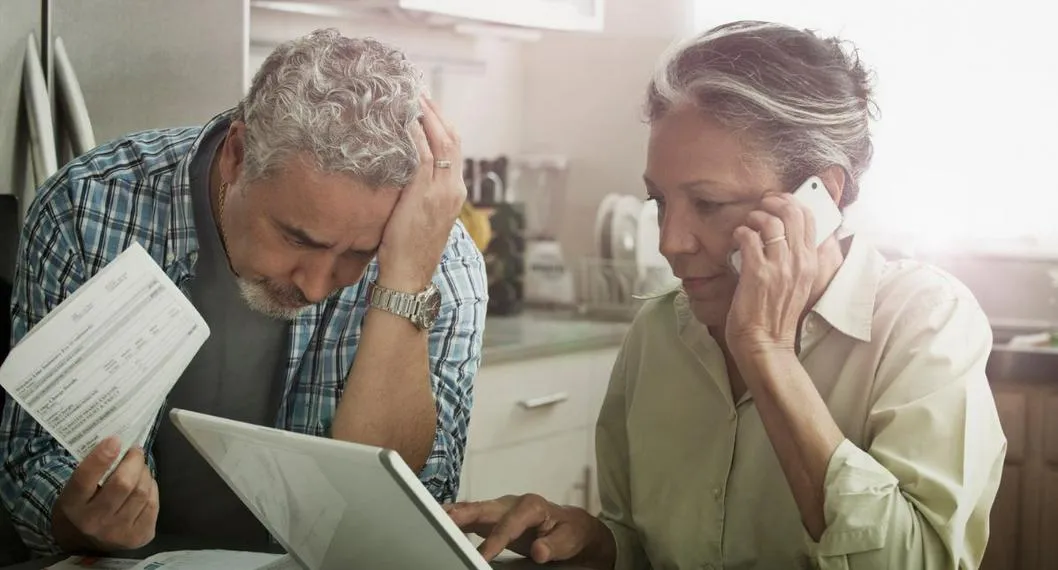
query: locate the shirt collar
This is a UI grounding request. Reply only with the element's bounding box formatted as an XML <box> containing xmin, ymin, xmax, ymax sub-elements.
<box><xmin>671</xmin><ymin>233</ymin><xmax>885</xmax><ymax>344</ymax></box>
<box><xmin>809</xmin><ymin>234</ymin><xmax>885</xmax><ymax>342</ymax></box>
<box><xmin>167</xmin><ymin>109</ymin><xmax>235</xmax><ymax>269</ymax></box>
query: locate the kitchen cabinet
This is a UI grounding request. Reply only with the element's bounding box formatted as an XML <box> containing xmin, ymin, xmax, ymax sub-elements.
<box><xmin>982</xmin><ymin>346</ymin><xmax>1058</xmax><ymax>570</ymax></box>
<box><xmin>251</xmin><ymin>0</ymin><xmax>605</xmax><ymax>33</ymax></box>
<box><xmin>459</xmin><ymin>346</ymin><xmax>618</xmax><ymax>515</ymax></box>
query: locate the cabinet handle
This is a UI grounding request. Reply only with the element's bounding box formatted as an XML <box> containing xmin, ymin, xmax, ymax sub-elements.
<box><xmin>518</xmin><ymin>392</ymin><xmax>569</xmax><ymax>409</ymax></box>
<box><xmin>573</xmin><ymin>465</ymin><xmax>592</xmax><ymax>511</ymax></box>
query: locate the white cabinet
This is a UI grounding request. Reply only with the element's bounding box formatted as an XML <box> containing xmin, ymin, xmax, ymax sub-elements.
<box><xmin>251</xmin><ymin>0</ymin><xmax>605</xmax><ymax>33</ymax></box>
<box><xmin>460</xmin><ymin>347</ymin><xmax>618</xmax><ymax>514</ymax></box>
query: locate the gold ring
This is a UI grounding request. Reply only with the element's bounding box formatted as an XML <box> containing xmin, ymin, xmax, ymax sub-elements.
<box><xmin>763</xmin><ymin>234</ymin><xmax>787</xmax><ymax>246</ymax></box>
<box><xmin>435</xmin><ymin>159</ymin><xmax>453</xmax><ymax>169</ymax></box>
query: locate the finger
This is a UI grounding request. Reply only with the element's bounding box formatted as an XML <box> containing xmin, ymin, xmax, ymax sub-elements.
<box><xmin>112</xmin><ymin>455</ymin><xmax>154</xmax><ymax>526</ymax></box>
<box><xmin>422</xmin><ymin>96</ymin><xmax>462</xmax><ymax>149</ymax></box>
<box><xmin>760</xmin><ymin>194</ymin><xmax>810</xmax><ymax>250</ymax></box>
<box><xmin>87</xmin><ymin>447</ymin><xmax>147</xmax><ymax>517</ymax></box>
<box><xmin>732</xmin><ymin>225</ymin><xmax>766</xmax><ymax>270</ymax></box>
<box><xmin>742</xmin><ymin>210</ymin><xmax>788</xmax><ymax>262</ymax></box>
<box><xmin>446</xmin><ymin>500</ymin><xmax>508</xmax><ymax>529</ymax></box>
<box><xmin>64</xmin><ymin>437</ymin><xmax>121</xmax><ymax>505</ymax></box>
<box><xmin>132</xmin><ymin>478</ymin><xmax>159</xmax><ymax>531</ymax></box>
<box><xmin>478</xmin><ymin>497</ymin><xmax>551</xmax><ymax>561</ymax></box>
<box><xmin>419</xmin><ymin>96</ymin><xmax>458</xmax><ymax>171</ymax></box>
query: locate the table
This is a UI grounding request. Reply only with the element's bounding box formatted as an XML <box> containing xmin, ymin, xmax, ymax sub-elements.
<box><xmin>0</xmin><ymin>535</ymin><xmax>587</xmax><ymax>569</ymax></box>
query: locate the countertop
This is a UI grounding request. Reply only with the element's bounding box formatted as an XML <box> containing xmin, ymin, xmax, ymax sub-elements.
<box><xmin>481</xmin><ymin>311</ymin><xmax>630</xmax><ymax>365</ymax></box>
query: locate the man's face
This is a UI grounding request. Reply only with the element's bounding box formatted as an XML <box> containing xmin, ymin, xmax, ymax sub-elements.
<box><xmin>219</xmin><ymin>125</ymin><xmax>401</xmax><ymax>319</ymax></box>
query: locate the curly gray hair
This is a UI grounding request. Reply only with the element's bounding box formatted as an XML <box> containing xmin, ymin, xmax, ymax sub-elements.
<box><xmin>646</xmin><ymin>21</ymin><xmax>877</xmax><ymax>209</ymax></box>
<box><xmin>234</xmin><ymin>28</ymin><xmax>424</xmax><ymax>189</ymax></box>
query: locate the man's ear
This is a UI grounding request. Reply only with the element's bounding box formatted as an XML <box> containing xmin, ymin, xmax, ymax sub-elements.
<box><xmin>818</xmin><ymin>165</ymin><xmax>846</xmax><ymax>206</ymax></box>
<box><xmin>220</xmin><ymin>121</ymin><xmax>247</xmax><ymax>185</ymax></box>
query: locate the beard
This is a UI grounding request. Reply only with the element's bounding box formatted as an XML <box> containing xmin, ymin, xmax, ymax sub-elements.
<box><xmin>237</xmin><ymin>278</ymin><xmax>310</xmax><ymax>321</ymax></box>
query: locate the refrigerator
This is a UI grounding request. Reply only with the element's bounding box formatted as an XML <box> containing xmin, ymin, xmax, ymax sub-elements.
<box><xmin>0</xmin><ymin>5</ymin><xmax>246</xmax><ymax>558</ymax></box>
<box><xmin>0</xmin><ymin>0</ymin><xmax>250</xmax><ymax>282</ymax></box>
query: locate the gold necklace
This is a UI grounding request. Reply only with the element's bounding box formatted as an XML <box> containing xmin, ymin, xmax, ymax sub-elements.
<box><xmin>217</xmin><ymin>181</ymin><xmax>238</xmax><ymax>276</ymax></box>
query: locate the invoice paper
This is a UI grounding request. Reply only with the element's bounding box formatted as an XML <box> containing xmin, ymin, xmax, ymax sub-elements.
<box><xmin>0</xmin><ymin>241</ymin><xmax>209</xmax><ymax>468</ymax></box>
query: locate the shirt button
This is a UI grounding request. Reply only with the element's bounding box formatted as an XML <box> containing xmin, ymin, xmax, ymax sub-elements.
<box><xmin>728</xmin><ymin>410</ymin><xmax>736</xmax><ymax>421</ymax></box>
<box><xmin>713</xmin><ymin>487</ymin><xmax>721</xmax><ymax>499</ymax></box>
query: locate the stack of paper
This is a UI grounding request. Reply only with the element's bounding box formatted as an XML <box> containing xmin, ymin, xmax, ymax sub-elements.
<box><xmin>46</xmin><ymin>551</ymin><xmax>300</xmax><ymax>570</ymax></box>
<box><xmin>0</xmin><ymin>242</ymin><xmax>210</xmax><ymax>474</ymax></box>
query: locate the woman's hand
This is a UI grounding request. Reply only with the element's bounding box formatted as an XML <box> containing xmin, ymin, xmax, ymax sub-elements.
<box><xmin>445</xmin><ymin>495</ymin><xmax>616</xmax><ymax>569</ymax></box>
<box><xmin>725</xmin><ymin>193</ymin><xmax>819</xmax><ymax>358</ymax></box>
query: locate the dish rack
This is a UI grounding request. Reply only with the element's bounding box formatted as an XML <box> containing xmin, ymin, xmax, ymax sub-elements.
<box><xmin>566</xmin><ymin>255</ymin><xmax>680</xmax><ymax>322</ymax></box>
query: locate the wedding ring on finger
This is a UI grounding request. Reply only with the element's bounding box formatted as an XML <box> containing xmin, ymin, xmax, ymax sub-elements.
<box><xmin>762</xmin><ymin>234</ymin><xmax>787</xmax><ymax>247</ymax></box>
<box><xmin>435</xmin><ymin>159</ymin><xmax>453</xmax><ymax>169</ymax></box>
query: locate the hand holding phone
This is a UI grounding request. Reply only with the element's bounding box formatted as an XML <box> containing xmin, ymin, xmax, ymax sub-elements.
<box><xmin>728</xmin><ymin>176</ymin><xmax>843</xmax><ymax>273</ymax></box>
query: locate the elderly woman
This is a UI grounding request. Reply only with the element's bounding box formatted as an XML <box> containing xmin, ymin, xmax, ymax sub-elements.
<box><xmin>447</xmin><ymin>20</ymin><xmax>1006</xmax><ymax>570</ymax></box>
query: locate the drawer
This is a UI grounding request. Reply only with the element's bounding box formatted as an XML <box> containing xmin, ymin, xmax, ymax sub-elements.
<box><xmin>463</xmin><ymin>428</ymin><xmax>593</xmax><ymax>508</ymax></box>
<box><xmin>467</xmin><ymin>348</ymin><xmax>618</xmax><ymax>452</ymax></box>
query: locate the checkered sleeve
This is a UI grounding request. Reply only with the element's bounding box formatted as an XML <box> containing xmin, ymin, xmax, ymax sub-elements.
<box><xmin>419</xmin><ymin>223</ymin><xmax>488</xmax><ymax>503</ymax></box>
<box><xmin>0</xmin><ymin>188</ymin><xmax>87</xmax><ymax>555</ymax></box>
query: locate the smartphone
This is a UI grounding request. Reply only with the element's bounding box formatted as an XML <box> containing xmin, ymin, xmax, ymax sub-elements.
<box><xmin>728</xmin><ymin>175</ymin><xmax>843</xmax><ymax>273</ymax></box>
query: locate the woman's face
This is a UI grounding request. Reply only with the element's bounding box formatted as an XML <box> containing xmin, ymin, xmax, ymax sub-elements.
<box><xmin>644</xmin><ymin>104</ymin><xmax>785</xmax><ymax>326</ymax></box>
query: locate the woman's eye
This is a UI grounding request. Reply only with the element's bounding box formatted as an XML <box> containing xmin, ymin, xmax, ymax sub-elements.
<box><xmin>695</xmin><ymin>199</ymin><xmax>722</xmax><ymax>214</ymax></box>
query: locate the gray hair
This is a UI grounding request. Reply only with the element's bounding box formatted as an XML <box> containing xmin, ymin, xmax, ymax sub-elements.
<box><xmin>646</xmin><ymin>20</ymin><xmax>877</xmax><ymax>208</ymax></box>
<box><xmin>235</xmin><ymin>28</ymin><xmax>424</xmax><ymax>189</ymax></box>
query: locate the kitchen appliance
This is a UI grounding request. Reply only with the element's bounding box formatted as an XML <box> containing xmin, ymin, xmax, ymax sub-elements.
<box><xmin>467</xmin><ymin>155</ymin><xmax>526</xmax><ymax>315</ymax></box>
<box><xmin>514</xmin><ymin>154</ymin><xmax>575</xmax><ymax>307</ymax></box>
<box><xmin>1</xmin><ymin>0</ymin><xmax>247</xmax><ymax>262</ymax></box>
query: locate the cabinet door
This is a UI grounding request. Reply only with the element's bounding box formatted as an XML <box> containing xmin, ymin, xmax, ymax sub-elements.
<box><xmin>468</xmin><ymin>347</ymin><xmax>618</xmax><ymax>452</ymax></box>
<box><xmin>983</xmin><ymin>389</ymin><xmax>1026</xmax><ymax>570</ymax></box>
<box><xmin>463</xmin><ymin>429</ymin><xmax>592</xmax><ymax>509</ymax></box>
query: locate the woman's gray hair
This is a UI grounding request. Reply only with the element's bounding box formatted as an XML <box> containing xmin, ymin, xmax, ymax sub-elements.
<box><xmin>647</xmin><ymin>20</ymin><xmax>877</xmax><ymax>208</ymax></box>
<box><xmin>234</xmin><ymin>28</ymin><xmax>424</xmax><ymax>189</ymax></box>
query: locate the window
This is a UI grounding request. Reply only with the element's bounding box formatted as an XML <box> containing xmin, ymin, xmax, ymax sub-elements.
<box><xmin>693</xmin><ymin>0</ymin><xmax>1058</xmax><ymax>253</ymax></box>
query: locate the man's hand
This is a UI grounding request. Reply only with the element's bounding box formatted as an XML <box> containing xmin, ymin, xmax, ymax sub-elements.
<box><xmin>376</xmin><ymin>96</ymin><xmax>468</xmax><ymax>293</ymax></box>
<box><xmin>52</xmin><ymin>437</ymin><xmax>158</xmax><ymax>553</ymax></box>
<box><xmin>445</xmin><ymin>495</ymin><xmax>616</xmax><ymax>570</ymax></box>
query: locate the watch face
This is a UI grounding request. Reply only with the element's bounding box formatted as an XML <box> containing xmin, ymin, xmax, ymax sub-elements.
<box><xmin>417</xmin><ymin>284</ymin><xmax>442</xmax><ymax>329</ymax></box>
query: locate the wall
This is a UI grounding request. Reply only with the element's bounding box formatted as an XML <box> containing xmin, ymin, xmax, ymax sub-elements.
<box><xmin>250</xmin><ymin>8</ymin><xmax>524</xmax><ymax>158</ymax></box>
<box><xmin>518</xmin><ymin>0</ymin><xmax>691</xmax><ymax>258</ymax></box>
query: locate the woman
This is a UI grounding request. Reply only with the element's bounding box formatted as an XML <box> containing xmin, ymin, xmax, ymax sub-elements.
<box><xmin>447</xmin><ymin>20</ymin><xmax>1006</xmax><ymax>570</ymax></box>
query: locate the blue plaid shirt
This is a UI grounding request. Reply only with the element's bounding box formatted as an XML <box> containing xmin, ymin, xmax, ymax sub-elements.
<box><xmin>0</xmin><ymin>113</ymin><xmax>488</xmax><ymax>555</ymax></box>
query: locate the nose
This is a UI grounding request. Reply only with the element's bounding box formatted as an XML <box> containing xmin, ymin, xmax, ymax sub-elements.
<box><xmin>292</xmin><ymin>253</ymin><xmax>338</xmax><ymax>304</ymax></box>
<box><xmin>658</xmin><ymin>203</ymin><xmax>699</xmax><ymax>260</ymax></box>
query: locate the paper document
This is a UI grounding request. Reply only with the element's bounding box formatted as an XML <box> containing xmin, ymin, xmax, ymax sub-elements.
<box><xmin>0</xmin><ymin>242</ymin><xmax>209</xmax><ymax>470</ymax></box>
<box><xmin>46</xmin><ymin>556</ymin><xmax>139</xmax><ymax>569</ymax></box>
<box><xmin>130</xmin><ymin>551</ymin><xmax>300</xmax><ymax>570</ymax></box>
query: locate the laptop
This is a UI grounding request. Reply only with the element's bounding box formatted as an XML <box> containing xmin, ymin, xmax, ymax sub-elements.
<box><xmin>169</xmin><ymin>408</ymin><xmax>583</xmax><ymax>570</ymax></box>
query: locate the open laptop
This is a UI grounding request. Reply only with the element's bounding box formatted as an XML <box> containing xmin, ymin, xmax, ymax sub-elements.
<box><xmin>169</xmin><ymin>408</ymin><xmax>582</xmax><ymax>570</ymax></box>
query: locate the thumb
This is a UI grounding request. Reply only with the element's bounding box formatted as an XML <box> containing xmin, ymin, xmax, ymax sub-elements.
<box><xmin>65</xmin><ymin>437</ymin><xmax>121</xmax><ymax>501</ymax></box>
<box><xmin>530</xmin><ymin>524</ymin><xmax>582</xmax><ymax>564</ymax></box>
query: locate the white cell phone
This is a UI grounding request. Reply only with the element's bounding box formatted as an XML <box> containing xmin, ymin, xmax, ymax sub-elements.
<box><xmin>728</xmin><ymin>175</ymin><xmax>843</xmax><ymax>274</ymax></box>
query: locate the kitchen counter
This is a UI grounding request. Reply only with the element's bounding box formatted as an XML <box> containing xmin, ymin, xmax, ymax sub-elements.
<box><xmin>481</xmin><ymin>312</ymin><xmax>630</xmax><ymax>365</ymax></box>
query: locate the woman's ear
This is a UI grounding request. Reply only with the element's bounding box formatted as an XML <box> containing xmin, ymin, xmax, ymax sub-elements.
<box><xmin>818</xmin><ymin>165</ymin><xmax>846</xmax><ymax>206</ymax></box>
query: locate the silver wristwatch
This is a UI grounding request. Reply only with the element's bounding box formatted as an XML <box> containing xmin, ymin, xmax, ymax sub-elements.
<box><xmin>365</xmin><ymin>281</ymin><xmax>442</xmax><ymax>330</ymax></box>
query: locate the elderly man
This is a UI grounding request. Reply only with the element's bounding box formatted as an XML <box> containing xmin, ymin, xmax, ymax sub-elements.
<box><xmin>0</xmin><ymin>28</ymin><xmax>487</xmax><ymax>556</ymax></box>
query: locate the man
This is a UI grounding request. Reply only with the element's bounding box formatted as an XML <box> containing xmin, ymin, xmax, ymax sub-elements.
<box><xmin>0</xmin><ymin>28</ymin><xmax>487</xmax><ymax>556</ymax></box>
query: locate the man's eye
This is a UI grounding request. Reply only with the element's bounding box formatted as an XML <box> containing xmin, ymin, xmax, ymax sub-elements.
<box><xmin>285</xmin><ymin>234</ymin><xmax>309</xmax><ymax>247</ymax></box>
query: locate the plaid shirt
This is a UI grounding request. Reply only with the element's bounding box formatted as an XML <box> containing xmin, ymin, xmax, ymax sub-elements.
<box><xmin>0</xmin><ymin>113</ymin><xmax>488</xmax><ymax>555</ymax></box>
